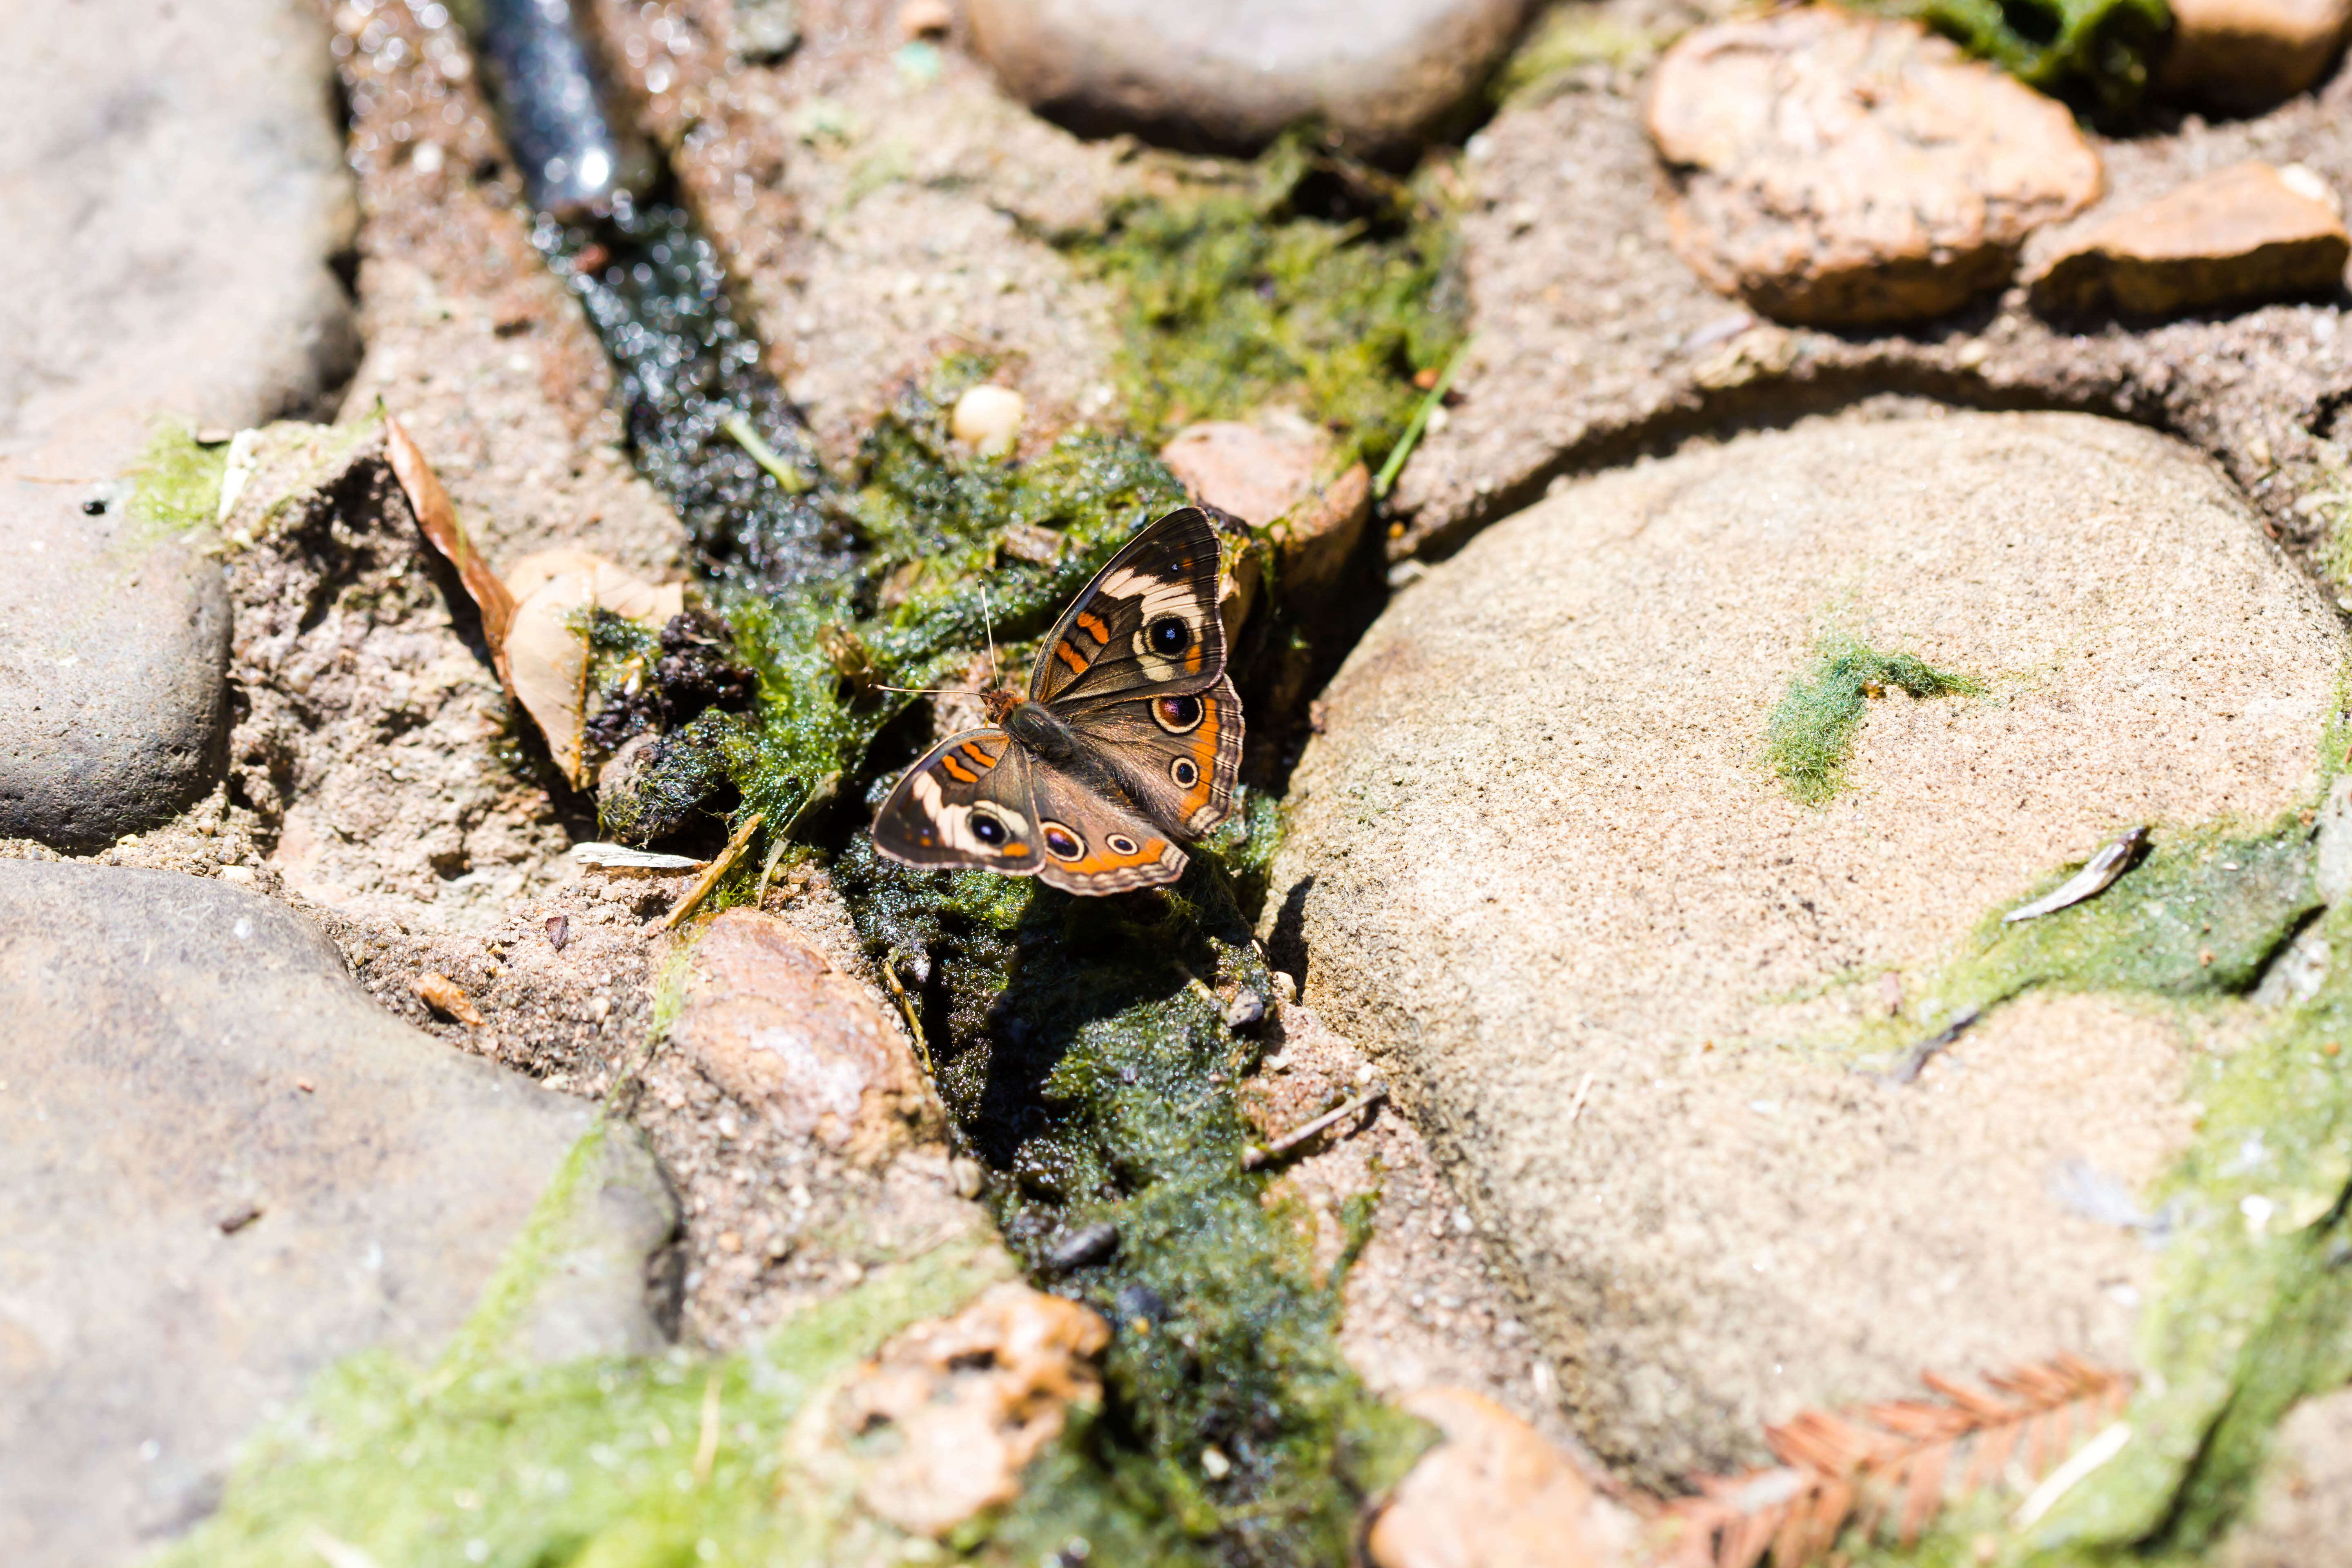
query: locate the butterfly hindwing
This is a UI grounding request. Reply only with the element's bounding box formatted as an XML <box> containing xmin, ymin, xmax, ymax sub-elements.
<box><xmin>1027</xmin><ymin>507</ymin><xmax>1226</xmax><ymax>706</ymax></box>
<box><xmin>869</xmin><ymin>728</ymin><xmax>1046</xmax><ymax>875</ymax></box>
<box><xmin>1026</xmin><ymin>755</ymin><xmax>1188</xmax><ymax>894</ymax></box>
<box><xmin>1057</xmin><ymin>673</ymin><xmax>1244</xmax><ymax>839</ymax></box>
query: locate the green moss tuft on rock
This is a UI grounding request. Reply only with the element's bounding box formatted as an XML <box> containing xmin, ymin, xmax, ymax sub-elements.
<box><xmin>1065</xmin><ymin>134</ymin><xmax>1467</xmax><ymax>474</ymax></box>
<box><xmin>156</xmin><ymin>1227</ymin><xmax>1026</xmax><ymax>1568</ymax></box>
<box><xmin>1764</xmin><ymin>637</ymin><xmax>1980</xmax><ymax>806</ymax></box>
<box><xmin>1492</xmin><ymin>6</ymin><xmax>1669</xmax><ymax>105</ymax></box>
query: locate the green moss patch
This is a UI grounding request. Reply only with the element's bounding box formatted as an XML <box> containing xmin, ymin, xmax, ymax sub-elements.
<box><xmin>1804</xmin><ymin>802</ymin><xmax>2352</xmax><ymax>1564</ymax></box>
<box><xmin>1065</xmin><ymin>134</ymin><xmax>1467</xmax><ymax>474</ymax></box>
<box><xmin>1492</xmin><ymin>5</ymin><xmax>1669</xmax><ymax>105</ymax></box>
<box><xmin>1925</xmin><ymin>824</ymin><xmax>2320</xmax><ymax>1023</ymax></box>
<box><xmin>125</xmin><ymin>423</ymin><xmax>231</xmax><ymax>540</ymax></box>
<box><xmin>2020</xmin><ymin>884</ymin><xmax>2352</xmax><ymax>1562</ymax></box>
<box><xmin>1764</xmin><ymin>637</ymin><xmax>1980</xmax><ymax>806</ymax></box>
<box><xmin>159</xmin><ymin>1249</ymin><xmax>1039</xmax><ymax>1568</ymax></box>
<box><xmin>1850</xmin><ymin>0</ymin><xmax>2171</xmax><ymax>126</ymax></box>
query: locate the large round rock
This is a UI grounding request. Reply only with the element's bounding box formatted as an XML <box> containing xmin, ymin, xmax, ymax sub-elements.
<box><xmin>966</xmin><ymin>0</ymin><xmax>1532</xmax><ymax>157</ymax></box>
<box><xmin>1267</xmin><ymin>412</ymin><xmax>2345</xmax><ymax>1478</ymax></box>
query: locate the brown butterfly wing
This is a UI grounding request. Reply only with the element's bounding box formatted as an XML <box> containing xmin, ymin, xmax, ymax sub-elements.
<box><xmin>1026</xmin><ymin>507</ymin><xmax>1226</xmax><ymax>706</ymax></box>
<box><xmin>869</xmin><ymin>728</ymin><xmax>1047</xmax><ymax>875</ymax></box>
<box><xmin>1054</xmin><ymin>673</ymin><xmax>1243</xmax><ymax>839</ymax></box>
<box><xmin>1026</xmin><ymin>757</ymin><xmax>1188</xmax><ymax>894</ymax></box>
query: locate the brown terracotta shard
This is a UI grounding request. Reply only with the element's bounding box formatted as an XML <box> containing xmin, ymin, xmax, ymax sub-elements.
<box><xmin>1645</xmin><ymin>10</ymin><xmax>2102</xmax><ymax>326</ymax></box>
<box><xmin>2029</xmin><ymin>162</ymin><xmax>2351</xmax><ymax>317</ymax></box>
<box><xmin>2155</xmin><ymin>0</ymin><xmax>2352</xmax><ymax>112</ymax></box>
<box><xmin>670</xmin><ymin>908</ymin><xmax>932</xmax><ymax>1160</ymax></box>
<box><xmin>806</xmin><ymin>1281</ymin><xmax>1111</xmax><ymax>1538</ymax></box>
<box><xmin>1368</xmin><ymin>1388</ymin><xmax>1640</xmax><ymax>1568</ymax></box>
<box><xmin>1160</xmin><ymin>411</ymin><xmax>1373</xmax><ymax>615</ymax></box>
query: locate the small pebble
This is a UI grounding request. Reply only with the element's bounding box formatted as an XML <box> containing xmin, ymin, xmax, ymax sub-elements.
<box><xmin>545</xmin><ymin>913</ymin><xmax>570</xmax><ymax>950</ymax></box>
<box><xmin>898</xmin><ymin>0</ymin><xmax>951</xmax><ymax>38</ymax></box>
<box><xmin>950</xmin><ymin>384</ymin><xmax>1024</xmax><ymax>457</ymax></box>
<box><xmin>218</xmin><ymin>866</ymin><xmax>258</xmax><ymax>887</ymax></box>
<box><xmin>1045</xmin><ymin>1221</ymin><xmax>1119</xmax><ymax>1273</ymax></box>
<box><xmin>413</xmin><ymin>971</ymin><xmax>486</xmax><ymax>1026</ymax></box>
<box><xmin>1113</xmin><ymin>1283</ymin><xmax>1167</xmax><ymax>1326</ymax></box>
<box><xmin>947</xmin><ymin>1156</ymin><xmax>986</xmax><ymax>1198</ymax></box>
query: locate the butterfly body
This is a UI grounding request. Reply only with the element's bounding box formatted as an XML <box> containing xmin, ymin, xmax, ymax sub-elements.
<box><xmin>871</xmin><ymin>508</ymin><xmax>1244</xmax><ymax>895</ymax></box>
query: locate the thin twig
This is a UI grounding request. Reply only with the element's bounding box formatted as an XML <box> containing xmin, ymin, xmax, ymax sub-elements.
<box><xmin>1880</xmin><ymin>1008</ymin><xmax>1981</xmax><ymax>1086</ymax></box>
<box><xmin>1243</xmin><ymin>1084</ymin><xmax>1387</xmax><ymax>1169</ymax></box>
<box><xmin>720</xmin><ymin>412</ymin><xmax>811</xmax><ymax>494</ymax></box>
<box><xmin>1567</xmin><ymin>1069</ymin><xmax>1595</xmax><ymax>1124</ymax></box>
<box><xmin>655</xmin><ymin>812</ymin><xmax>764</xmax><ymax>933</ymax></box>
<box><xmin>883</xmin><ymin>950</ymin><xmax>934</xmax><ymax>1078</ymax></box>
<box><xmin>693</xmin><ymin>1368</ymin><xmax>724</xmax><ymax>1484</ymax></box>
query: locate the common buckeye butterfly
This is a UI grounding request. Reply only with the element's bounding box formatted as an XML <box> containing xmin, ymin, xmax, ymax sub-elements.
<box><xmin>869</xmin><ymin>507</ymin><xmax>1243</xmax><ymax>893</ymax></box>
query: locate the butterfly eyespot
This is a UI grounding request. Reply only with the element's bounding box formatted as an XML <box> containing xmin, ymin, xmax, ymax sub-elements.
<box><xmin>1170</xmin><ymin>757</ymin><xmax>1199</xmax><ymax>788</ymax></box>
<box><xmin>1152</xmin><ymin>693</ymin><xmax>1203</xmax><ymax>733</ymax></box>
<box><xmin>1106</xmin><ymin>833</ymin><xmax>1141</xmax><ymax>857</ymax></box>
<box><xmin>1147</xmin><ymin>616</ymin><xmax>1193</xmax><ymax>656</ymax></box>
<box><xmin>969</xmin><ymin>810</ymin><xmax>1009</xmax><ymax>847</ymax></box>
<box><xmin>1042</xmin><ymin>822</ymin><xmax>1085</xmax><ymax>861</ymax></box>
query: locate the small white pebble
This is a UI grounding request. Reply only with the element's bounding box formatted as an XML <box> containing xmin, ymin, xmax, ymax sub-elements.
<box><xmin>2280</xmin><ymin>163</ymin><xmax>2339</xmax><ymax>212</ymax></box>
<box><xmin>219</xmin><ymin>866</ymin><xmax>258</xmax><ymax>887</ymax></box>
<box><xmin>950</xmin><ymin>384</ymin><xmax>1024</xmax><ymax>457</ymax></box>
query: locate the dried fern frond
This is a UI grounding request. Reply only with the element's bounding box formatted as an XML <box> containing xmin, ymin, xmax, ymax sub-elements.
<box><xmin>1653</xmin><ymin>1356</ymin><xmax>2132</xmax><ymax>1568</ymax></box>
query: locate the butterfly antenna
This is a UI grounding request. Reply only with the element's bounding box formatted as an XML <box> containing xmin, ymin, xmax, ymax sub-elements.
<box><xmin>874</xmin><ymin>685</ymin><xmax>984</xmax><ymax>697</ymax></box>
<box><xmin>980</xmin><ymin>586</ymin><xmax>1001</xmax><ymax>688</ymax></box>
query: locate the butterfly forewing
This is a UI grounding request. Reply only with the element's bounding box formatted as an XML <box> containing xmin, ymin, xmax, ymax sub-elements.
<box><xmin>1056</xmin><ymin>673</ymin><xmax>1244</xmax><ymax>839</ymax></box>
<box><xmin>1027</xmin><ymin>507</ymin><xmax>1227</xmax><ymax>706</ymax></box>
<box><xmin>870</xmin><ymin>728</ymin><xmax>1046</xmax><ymax>874</ymax></box>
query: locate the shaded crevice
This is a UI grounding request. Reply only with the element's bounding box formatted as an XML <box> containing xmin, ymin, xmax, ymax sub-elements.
<box><xmin>1401</xmin><ymin>353</ymin><xmax>2182</xmax><ymax>566</ymax></box>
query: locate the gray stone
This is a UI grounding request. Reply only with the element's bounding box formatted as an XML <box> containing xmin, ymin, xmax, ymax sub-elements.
<box><xmin>965</xmin><ymin>0</ymin><xmax>1535</xmax><ymax>157</ymax></box>
<box><xmin>1267</xmin><ymin>412</ymin><xmax>2343</xmax><ymax>1481</ymax></box>
<box><xmin>0</xmin><ymin>862</ymin><xmax>675</xmax><ymax>1567</ymax></box>
<box><xmin>0</xmin><ymin>0</ymin><xmax>359</xmax><ymax>850</ymax></box>
<box><xmin>0</xmin><ymin>517</ymin><xmax>232</xmax><ymax>852</ymax></box>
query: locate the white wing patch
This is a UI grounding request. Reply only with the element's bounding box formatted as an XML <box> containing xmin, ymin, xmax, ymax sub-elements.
<box><xmin>911</xmin><ymin>768</ymin><xmax>1034</xmax><ymax>855</ymax></box>
<box><xmin>1094</xmin><ymin>564</ymin><xmax>1211</xmax><ymax>684</ymax></box>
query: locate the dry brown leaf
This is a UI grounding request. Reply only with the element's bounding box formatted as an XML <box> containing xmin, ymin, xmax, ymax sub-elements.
<box><xmin>502</xmin><ymin>551</ymin><xmax>686</xmax><ymax>787</ymax></box>
<box><xmin>412</xmin><ymin>971</ymin><xmax>484</xmax><ymax>1027</ymax></box>
<box><xmin>385</xmin><ymin>414</ymin><xmax>517</xmax><ymax>684</ymax></box>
